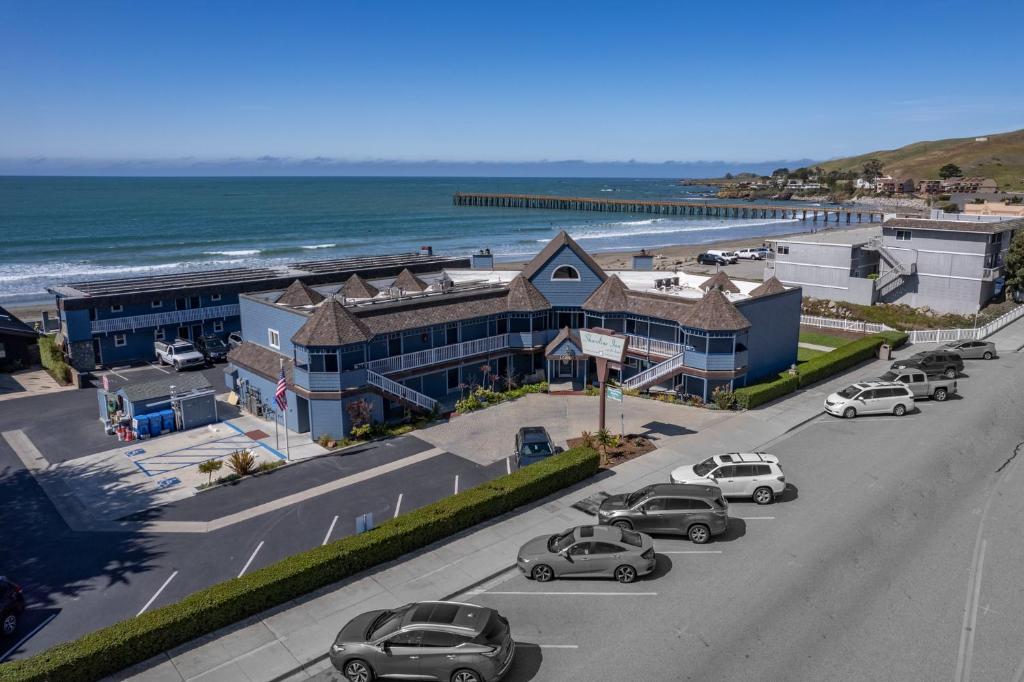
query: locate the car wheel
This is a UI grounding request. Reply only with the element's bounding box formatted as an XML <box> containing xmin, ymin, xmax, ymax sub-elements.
<box><xmin>944</xmin><ymin>367</ymin><xmax>957</xmax><ymax>379</ymax></box>
<box><xmin>611</xmin><ymin>520</ymin><xmax>633</xmax><ymax>531</ymax></box>
<box><xmin>341</xmin><ymin>660</ymin><xmax>373</xmax><ymax>682</ymax></box>
<box><xmin>983</xmin><ymin>351</ymin><xmax>993</xmax><ymax>360</ymax></box>
<box><xmin>614</xmin><ymin>565</ymin><xmax>637</xmax><ymax>584</ymax></box>
<box><xmin>2</xmin><ymin>612</ymin><xmax>16</xmax><ymax>636</ymax></box>
<box><xmin>688</xmin><ymin>524</ymin><xmax>711</xmax><ymax>544</ymax></box>
<box><xmin>753</xmin><ymin>486</ymin><xmax>774</xmax><ymax>505</ymax></box>
<box><xmin>452</xmin><ymin>669</ymin><xmax>482</xmax><ymax>682</ymax></box>
<box><xmin>173</xmin><ymin>362</ymin><xmax>181</xmax><ymax>372</ymax></box>
<box><xmin>843</xmin><ymin>407</ymin><xmax>857</xmax><ymax>419</ymax></box>
<box><xmin>933</xmin><ymin>388</ymin><xmax>948</xmax><ymax>401</ymax></box>
<box><xmin>532</xmin><ymin>564</ymin><xmax>554</xmax><ymax>582</ymax></box>
<box><xmin>893</xmin><ymin>404</ymin><xmax>907</xmax><ymax>416</ymax></box>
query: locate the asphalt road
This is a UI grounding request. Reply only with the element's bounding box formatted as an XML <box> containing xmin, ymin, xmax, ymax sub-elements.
<box><xmin>312</xmin><ymin>351</ymin><xmax>1024</xmax><ymax>682</ymax></box>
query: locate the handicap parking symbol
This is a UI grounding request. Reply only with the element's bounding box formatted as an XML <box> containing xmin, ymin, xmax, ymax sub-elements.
<box><xmin>156</xmin><ymin>477</ymin><xmax>181</xmax><ymax>490</ymax></box>
<box><xmin>125</xmin><ymin>448</ymin><xmax>145</xmax><ymax>457</ymax></box>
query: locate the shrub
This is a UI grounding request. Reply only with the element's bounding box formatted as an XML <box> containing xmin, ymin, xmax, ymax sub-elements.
<box><xmin>0</xmin><ymin>446</ymin><xmax>599</xmax><ymax>682</ymax></box>
<box><xmin>349</xmin><ymin>423</ymin><xmax>373</xmax><ymax>440</ymax></box>
<box><xmin>225</xmin><ymin>449</ymin><xmax>257</xmax><ymax>476</ymax></box>
<box><xmin>734</xmin><ymin>373</ymin><xmax>799</xmax><ymax>409</ymax></box>
<box><xmin>711</xmin><ymin>386</ymin><xmax>737</xmax><ymax>410</ymax></box>
<box><xmin>197</xmin><ymin>459</ymin><xmax>223</xmax><ymax>486</ymax></box>
<box><xmin>795</xmin><ymin>331</ymin><xmax>906</xmax><ymax>388</ymax></box>
<box><xmin>454</xmin><ymin>381</ymin><xmax>547</xmax><ymax>413</ymax></box>
<box><xmin>38</xmin><ymin>334</ymin><xmax>71</xmax><ymax>385</ymax></box>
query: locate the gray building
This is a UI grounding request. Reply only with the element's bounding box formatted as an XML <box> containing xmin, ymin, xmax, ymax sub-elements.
<box><xmin>765</xmin><ymin>216</ymin><xmax>1021</xmax><ymax>314</ymax></box>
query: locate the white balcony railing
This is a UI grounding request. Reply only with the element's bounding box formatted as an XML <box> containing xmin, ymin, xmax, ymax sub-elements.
<box><xmin>366</xmin><ymin>369</ymin><xmax>439</xmax><ymax>412</ymax></box>
<box><xmin>90</xmin><ymin>304</ymin><xmax>240</xmax><ymax>334</ymax></box>
<box><xmin>624</xmin><ymin>333</ymin><xmax>685</xmax><ymax>358</ymax></box>
<box><xmin>622</xmin><ymin>352</ymin><xmax>686</xmax><ymax>390</ymax></box>
<box><xmin>361</xmin><ymin>333</ymin><xmax>512</xmax><ymax>374</ymax></box>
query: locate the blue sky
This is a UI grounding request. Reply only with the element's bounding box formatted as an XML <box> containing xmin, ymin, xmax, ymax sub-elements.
<box><xmin>1</xmin><ymin>0</ymin><xmax>1022</xmax><ymax>174</ymax></box>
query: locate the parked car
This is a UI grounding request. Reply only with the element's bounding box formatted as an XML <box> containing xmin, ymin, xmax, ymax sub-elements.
<box><xmin>670</xmin><ymin>453</ymin><xmax>786</xmax><ymax>504</ymax></box>
<box><xmin>329</xmin><ymin>601</ymin><xmax>515</xmax><ymax>682</ymax></box>
<box><xmin>696</xmin><ymin>253</ymin><xmax>730</xmax><ymax>266</ymax></box>
<box><xmin>153</xmin><ymin>339</ymin><xmax>206</xmax><ymax>371</ymax></box>
<box><xmin>824</xmin><ymin>381</ymin><xmax>915</xmax><ymax>419</ymax></box>
<box><xmin>1</xmin><ymin>576</ymin><xmax>25</xmax><ymax>637</ymax></box>
<box><xmin>194</xmin><ymin>335</ymin><xmax>229</xmax><ymax>363</ymax></box>
<box><xmin>515</xmin><ymin>426</ymin><xmax>556</xmax><ymax>468</ymax></box>
<box><xmin>878</xmin><ymin>369</ymin><xmax>957</xmax><ymax>401</ymax></box>
<box><xmin>517</xmin><ymin>524</ymin><xmax>655</xmax><ymax>584</ymax></box>
<box><xmin>706</xmin><ymin>249</ymin><xmax>739</xmax><ymax>263</ymax></box>
<box><xmin>596</xmin><ymin>483</ymin><xmax>728</xmax><ymax>544</ymax></box>
<box><xmin>939</xmin><ymin>339</ymin><xmax>996</xmax><ymax>360</ymax></box>
<box><xmin>736</xmin><ymin>247</ymin><xmax>769</xmax><ymax>260</ymax></box>
<box><xmin>227</xmin><ymin>331</ymin><xmax>243</xmax><ymax>350</ymax></box>
<box><xmin>891</xmin><ymin>350</ymin><xmax>964</xmax><ymax>379</ymax></box>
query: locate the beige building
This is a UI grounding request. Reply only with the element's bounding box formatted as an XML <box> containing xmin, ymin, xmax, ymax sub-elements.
<box><xmin>964</xmin><ymin>201</ymin><xmax>1024</xmax><ymax>217</ymax></box>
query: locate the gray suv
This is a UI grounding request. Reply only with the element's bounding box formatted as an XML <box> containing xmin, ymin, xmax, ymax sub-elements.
<box><xmin>596</xmin><ymin>483</ymin><xmax>728</xmax><ymax>544</ymax></box>
<box><xmin>330</xmin><ymin>601</ymin><xmax>515</xmax><ymax>682</ymax></box>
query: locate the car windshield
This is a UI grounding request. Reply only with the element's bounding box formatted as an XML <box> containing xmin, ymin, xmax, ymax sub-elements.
<box><xmin>837</xmin><ymin>385</ymin><xmax>861</xmax><ymax>399</ymax></box>
<box><xmin>693</xmin><ymin>457</ymin><xmax>717</xmax><ymax>477</ymax></box>
<box><xmin>619</xmin><ymin>529</ymin><xmax>643</xmax><ymax>547</ymax></box>
<box><xmin>879</xmin><ymin>371</ymin><xmax>898</xmax><ymax>381</ymax></box>
<box><xmin>204</xmin><ymin>339</ymin><xmax>226</xmax><ymax>350</ymax></box>
<box><xmin>368</xmin><ymin>610</ymin><xmax>404</xmax><ymax>641</ymax></box>
<box><xmin>548</xmin><ymin>530</ymin><xmax>576</xmax><ymax>553</ymax></box>
<box><xmin>174</xmin><ymin>343</ymin><xmax>196</xmax><ymax>352</ymax></box>
<box><xmin>626</xmin><ymin>486</ymin><xmax>654</xmax><ymax>506</ymax></box>
<box><xmin>520</xmin><ymin>442</ymin><xmax>553</xmax><ymax>457</ymax></box>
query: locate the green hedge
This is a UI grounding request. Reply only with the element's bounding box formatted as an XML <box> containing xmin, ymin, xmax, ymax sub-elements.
<box><xmin>37</xmin><ymin>335</ymin><xmax>70</xmax><ymax>385</ymax></box>
<box><xmin>734</xmin><ymin>373</ymin><xmax>799</xmax><ymax>409</ymax></box>
<box><xmin>0</xmin><ymin>446</ymin><xmax>600</xmax><ymax>682</ymax></box>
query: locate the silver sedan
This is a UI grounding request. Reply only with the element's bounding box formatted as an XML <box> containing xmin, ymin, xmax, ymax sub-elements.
<box><xmin>940</xmin><ymin>340</ymin><xmax>997</xmax><ymax>360</ymax></box>
<box><xmin>516</xmin><ymin>525</ymin><xmax>656</xmax><ymax>584</ymax></box>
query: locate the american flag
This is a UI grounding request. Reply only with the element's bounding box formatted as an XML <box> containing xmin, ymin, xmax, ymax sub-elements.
<box><xmin>274</xmin><ymin>366</ymin><xmax>288</xmax><ymax>411</ymax></box>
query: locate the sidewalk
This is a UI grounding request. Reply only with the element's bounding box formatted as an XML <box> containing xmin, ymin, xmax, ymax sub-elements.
<box><xmin>0</xmin><ymin>367</ymin><xmax>75</xmax><ymax>402</ymax></box>
<box><xmin>112</xmin><ymin>347</ymin><xmax>916</xmax><ymax>682</ymax></box>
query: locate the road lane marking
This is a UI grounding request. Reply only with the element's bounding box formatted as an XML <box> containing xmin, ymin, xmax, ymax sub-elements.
<box><xmin>538</xmin><ymin>644</ymin><xmax>579</xmax><ymax>649</ymax></box>
<box><xmin>956</xmin><ymin>538</ymin><xmax>987</xmax><ymax>682</ymax></box>
<box><xmin>322</xmin><ymin>516</ymin><xmax>338</xmax><ymax>546</ymax></box>
<box><xmin>394</xmin><ymin>493</ymin><xmax>403</xmax><ymax>518</ymax></box>
<box><xmin>0</xmin><ymin>613</ymin><xmax>57</xmax><ymax>663</ymax></box>
<box><xmin>468</xmin><ymin>591</ymin><xmax>658</xmax><ymax>597</ymax></box>
<box><xmin>238</xmin><ymin>541</ymin><xmax>264</xmax><ymax>578</ymax></box>
<box><xmin>660</xmin><ymin>550</ymin><xmax>723</xmax><ymax>554</ymax></box>
<box><xmin>506</xmin><ymin>457</ymin><xmax>511</xmax><ymax>475</ymax></box>
<box><xmin>137</xmin><ymin>571</ymin><xmax>178</xmax><ymax>616</ymax></box>
<box><xmin>454</xmin><ymin>475</ymin><xmax>459</xmax><ymax>495</ymax></box>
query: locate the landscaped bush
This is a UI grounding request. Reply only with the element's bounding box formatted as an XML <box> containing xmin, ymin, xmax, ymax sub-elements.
<box><xmin>0</xmin><ymin>445</ymin><xmax>600</xmax><ymax>682</ymax></box>
<box><xmin>38</xmin><ymin>334</ymin><xmax>70</xmax><ymax>385</ymax></box>
<box><xmin>454</xmin><ymin>381</ymin><xmax>547</xmax><ymax>413</ymax></box>
<box><xmin>734</xmin><ymin>373</ymin><xmax>800</xmax><ymax>409</ymax></box>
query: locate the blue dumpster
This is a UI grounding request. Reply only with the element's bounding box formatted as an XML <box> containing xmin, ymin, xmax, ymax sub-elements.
<box><xmin>148</xmin><ymin>413</ymin><xmax>163</xmax><ymax>436</ymax></box>
<box><xmin>160</xmin><ymin>409</ymin><xmax>176</xmax><ymax>433</ymax></box>
<box><xmin>133</xmin><ymin>417</ymin><xmax>150</xmax><ymax>439</ymax></box>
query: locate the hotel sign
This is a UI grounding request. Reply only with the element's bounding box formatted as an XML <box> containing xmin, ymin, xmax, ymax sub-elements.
<box><xmin>579</xmin><ymin>329</ymin><xmax>628</xmax><ymax>362</ymax></box>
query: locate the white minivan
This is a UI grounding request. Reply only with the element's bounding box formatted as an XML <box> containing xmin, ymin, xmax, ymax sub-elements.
<box><xmin>706</xmin><ymin>249</ymin><xmax>739</xmax><ymax>264</ymax></box>
<box><xmin>824</xmin><ymin>381</ymin><xmax>915</xmax><ymax>418</ymax></box>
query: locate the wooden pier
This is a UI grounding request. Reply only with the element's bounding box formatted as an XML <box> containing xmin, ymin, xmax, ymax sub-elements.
<box><xmin>453</xmin><ymin>192</ymin><xmax>884</xmax><ymax>223</ymax></box>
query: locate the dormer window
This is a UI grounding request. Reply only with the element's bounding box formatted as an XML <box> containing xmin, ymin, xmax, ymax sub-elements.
<box><xmin>551</xmin><ymin>265</ymin><xmax>581</xmax><ymax>281</ymax></box>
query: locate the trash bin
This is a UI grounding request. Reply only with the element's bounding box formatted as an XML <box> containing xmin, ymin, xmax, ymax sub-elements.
<box><xmin>148</xmin><ymin>413</ymin><xmax>164</xmax><ymax>437</ymax></box>
<box><xmin>159</xmin><ymin>409</ymin><xmax>176</xmax><ymax>433</ymax></box>
<box><xmin>878</xmin><ymin>343</ymin><xmax>891</xmax><ymax>360</ymax></box>
<box><xmin>133</xmin><ymin>417</ymin><xmax>150</xmax><ymax>439</ymax></box>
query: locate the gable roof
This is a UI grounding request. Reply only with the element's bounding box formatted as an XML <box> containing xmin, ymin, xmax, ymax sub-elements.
<box><xmin>748</xmin><ymin>276</ymin><xmax>788</xmax><ymax>298</ymax></box>
<box><xmin>699</xmin><ymin>271</ymin><xmax>740</xmax><ymax>294</ymax></box>
<box><xmin>679</xmin><ymin>289</ymin><xmax>751</xmax><ymax>331</ymax></box>
<box><xmin>544</xmin><ymin>327</ymin><xmax>582</xmax><ymax>357</ymax></box>
<box><xmin>228</xmin><ymin>342</ymin><xmax>294</xmax><ymax>383</ymax></box>
<box><xmin>119</xmin><ymin>373</ymin><xmax>212</xmax><ymax>402</ymax></box>
<box><xmin>521</xmin><ymin>231</ymin><xmax>608</xmax><ymax>283</ymax></box>
<box><xmin>505</xmin><ymin>275</ymin><xmax>551</xmax><ymax>311</ymax></box>
<box><xmin>339</xmin><ymin>273</ymin><xmax>380</xmax><ymax>299</ymax></box>
<box><xmin>581</xmin><ymin>275</ymin><xmax>631</xmax><ymax>312</ymax></box>
<box><xmin>0</xmin><ymin>305</ymin><xmax>39</xmax><ymax>338</ymax></box>
<box><xmin>276</xmin><ymin>279</ymin><xmax>325</xmax><ymax>307</ymax></box>
<box><xmin>292</xmin><ymin>298</ymin><xmax>373</xmax><ymax>346</ymax></box>
<box><xmin>392</xmin><ymin>268</ymin><xmax>429</xmax><ymax>292</ymax></box>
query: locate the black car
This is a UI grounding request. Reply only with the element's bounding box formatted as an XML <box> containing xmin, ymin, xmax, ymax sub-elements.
<box><xmin>891</xmin><ymin>350</ymin><xmax>964</xmax><ymax>379</ymax></box>
<box><xmin>696</xmin><ymin>253</ymin><xmax>729</xmax><ymax>266</ymax></box>
<box><xmin>515</xmin><ymin>426</ymin><xmax>556</xmax><ymax>467</ymax></box>
<box><xmin>1</xmin><ymin>576</ymin><xmax>26</xmax><ymax>637</ymax></box>
<box><xmin>195</xmin><ymin>335</ymin><xmax>229</xmax><ymax>363</ymax></box>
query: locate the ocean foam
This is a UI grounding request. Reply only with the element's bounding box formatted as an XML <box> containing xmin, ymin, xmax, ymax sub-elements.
<box><xmin>203</xmin><ymin>249</ymin><xmax>261</xmax><ymax>256</ymax></box>
<box><xmin>301</xmin><ymin>243</ymin><xmax>337</xmax><ymax>250</ymax></box>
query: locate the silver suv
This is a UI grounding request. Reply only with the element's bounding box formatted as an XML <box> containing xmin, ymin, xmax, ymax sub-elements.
<box><xmin>330</xmin><ymin>601</ymin><xmax>515</xmax><ymax>682</ymax></box>
<box><xmin>824</xmin><ymin>381</ymin><xmax>915</xmax><ymax>419</ymax></box>
<box><xmin>596</xmin><ymin>483</ymin><xmax>728</xmax><ymax>544</ymax></box>
<box><xmin>670</xmin><ymin>453</ymin><xmax>786</xmax><ymax>504</ymax></box>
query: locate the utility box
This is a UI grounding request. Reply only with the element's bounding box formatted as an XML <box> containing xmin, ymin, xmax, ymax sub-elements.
<box><xmin>878</xmin><ymin>343</ymin><xmax>891</xmax><ymax>360</ymax></box>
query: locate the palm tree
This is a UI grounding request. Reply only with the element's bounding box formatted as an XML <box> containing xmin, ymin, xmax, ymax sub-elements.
<box><xmin>198</xmin><ymin>458</ymin><xmax>223</xmax><ymax>485</ymax></box>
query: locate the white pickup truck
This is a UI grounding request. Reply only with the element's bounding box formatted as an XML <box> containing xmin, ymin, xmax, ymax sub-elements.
<box><xmin>154</xmin><ymin>339</ymin><xmax>207</xmax><ymax>371</ymax></box>
<box><xmin>878</xmin><ymin>369</ymin><xmax>957</xmax><ymax>401</ymax></box>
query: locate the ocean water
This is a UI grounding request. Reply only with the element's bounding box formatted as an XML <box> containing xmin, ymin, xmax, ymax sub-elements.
<box><xmin>0</xmin><ymin>176</ymin><xmax>818</xmax><ymax>306</ymax></box>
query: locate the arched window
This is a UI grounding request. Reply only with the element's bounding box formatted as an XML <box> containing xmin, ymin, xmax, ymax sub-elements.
<box><xmin>551</xmin><ymin>265</ymin><xmax>581</xmax><ymax>281</ymax></box>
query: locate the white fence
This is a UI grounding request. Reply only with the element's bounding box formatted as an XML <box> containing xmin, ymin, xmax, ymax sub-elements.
<box><xmin>800</xmin><ymin>315</ymin><xmax>893</xmax><ymax>335</ymax></box>
<box><xmin>801</xmin><ymin>304</ymin><xmax>1024</xmax><ymax>345</ymax></box>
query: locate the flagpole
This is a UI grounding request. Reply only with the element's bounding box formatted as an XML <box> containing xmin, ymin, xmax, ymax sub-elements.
<box><xmin>275</xmin><ymin>358</ymin><xmax>282</xmax><ymax>450</ymax></box>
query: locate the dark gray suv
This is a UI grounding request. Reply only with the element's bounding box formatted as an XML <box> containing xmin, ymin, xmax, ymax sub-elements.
<box><xmin>330</xmin><ymin>601</ymin><xmax>515</xmax><ymax>682</ymax></box>
<box><xmin>596</xmin><ymin>483</ymin><xmax>728</xmax><ymax>544</ymax></box>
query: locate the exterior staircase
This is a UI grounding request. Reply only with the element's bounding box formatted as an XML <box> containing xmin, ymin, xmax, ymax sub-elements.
<box><xmin>366</xmin><ymin>369</ymin><xmax>439</xmax><ymax>412</ymax></box>
<box><xmin>863</xmin><ymin>237</ymin><xmax>916</xmax><ymax>299</ymax></box>
<box><xmin>621</xmin><ymin>352</ymin><xmax>687</xmax><ymax>391</ymax></box>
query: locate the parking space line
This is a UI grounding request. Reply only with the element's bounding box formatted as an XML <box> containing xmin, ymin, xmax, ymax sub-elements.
<box><xmin>469</xmin><ymin>591</ymin><xmax>658</xmax><ymax>597</ymax></box>
<box><xmin>506</xmin><ymin>457</ymin><xmax>511</xmax><ymax>475</ymax></box>
<box><xmin>394</xmin><ymin>493</ymin><xmax>403</xmax><ymax>518</ymax></box>
<box><xmin>238</xmin><ymin>541</ymin><xmax>264</xmax><ymax>578</ymax></box>
<box><xmin>538</xmin><ymin>644</ymin><xmax>579</xmax><ymax>649</ymax></box>
<box><xmin>660</xmin><ymin>550</ymin><xmax>723</xmax><ymax>554</ymax></box>
<box><xmin>105</xmin><ymin>368</ymin><xmax>129</xmax><ymax>381</ymax></box>
<box><xmin>0</xmin><ymin>613</ymin><xmax>57</xmax><ymax>663</ymax></box>
<box><xmin>322</xmin><ymin>516</ymin><xmax>338</xmax><ymax>546</ymax></box>
<box><xmin>147</xmin><ymin>361</ymin><xmax>171</xmax><ymax>374</ymax></box>
<box><xmin>454</xmin><ymin>475</ymin><xmax>459</xmax><ymax>495</ymax></box>
<box><xmin>736</xmin><ymin>516</ymin><xmax>776</xmax><ymax>520</ymax></box>
<box><xmin>137</xmin><ymin>571</ymin><xmax>178</xmax><ymax>616</ymax></box>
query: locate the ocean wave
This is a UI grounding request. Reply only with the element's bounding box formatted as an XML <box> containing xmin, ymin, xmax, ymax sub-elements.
<box><xmin>0</xmin><ymin>261</ymin><xmax>186</xmax><ymax>283</ymax></box>
<box><xmin>301</xmin><ymin>243</ymin><xmax>336</xmax><ymax>250</ymax></box>
<box><xmin>203</xmin><ymin>249</ymin><xmax>262</xmax><ymax>256</ymax></box>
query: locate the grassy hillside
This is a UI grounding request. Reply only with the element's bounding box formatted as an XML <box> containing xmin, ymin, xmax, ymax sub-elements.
<box><xmin>818</xmin><ymin>128</ymin><xmax>1024</xmax><ymax>190</ymax></box>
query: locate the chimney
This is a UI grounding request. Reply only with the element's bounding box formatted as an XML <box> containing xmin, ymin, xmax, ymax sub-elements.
<box><xmin>632</xmin><ymin>248</ymin><xmax>654</xmax><ymax>271</ymax></box>
<box><xmin>419</xmin><ymin>245</ymin><xmax>433</xmax><ymax>256</ymax></box>
<box><xmin>471</xmin><ymin>248</ymin><xmax>494</xmax><ymax>269</ymax></box>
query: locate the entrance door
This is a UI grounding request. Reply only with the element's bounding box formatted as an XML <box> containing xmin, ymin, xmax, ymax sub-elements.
<box><xmin>190</xmin><ymin>324</ymin><xmax>203</xmax><ymax>341</ymax></box>
<box><xmin>559</xmin><ymin>359</ymin><xmax>574</xmax><ymax>378</ymax></box>
<box><xmin>178</xmin><ymin>326</ymin><xmax>190</xmax><ymax>340</ymax></box>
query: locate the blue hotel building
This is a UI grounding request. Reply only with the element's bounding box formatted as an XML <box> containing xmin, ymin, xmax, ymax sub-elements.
<box><xmin>227</xmin><ymin>232</ymin><xmax>801</xmax><ymax>440</ymax></box>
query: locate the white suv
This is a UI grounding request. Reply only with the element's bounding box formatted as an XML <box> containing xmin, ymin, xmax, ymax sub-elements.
<box><xmin>670</xmin><ymin>453</ymin><xmax>786</xmax><ymax>505</ymax></box>
<box><xmin>824</xmin><ymin>381</ymin><xmax>914</xmax><ymax>419</ymax></box>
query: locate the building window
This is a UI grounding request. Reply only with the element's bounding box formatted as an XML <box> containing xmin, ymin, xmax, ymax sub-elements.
<box><xmin>213</xmin><ymin>320</ymin><xmax>224</xmax><ymax>333</ymax></box>
<box><xmin>268</xmin><ymin>329</ymin><xmax>280</xmax><ymax>349</ymax></box>
<box><xmin>776</xmin><ymin>245</ymin><xmax>789</xmax><ymax>255</ymax></box>
<box><xmin>895</xmin><ymin>230</ymin><xmax>912</xmax><ymax>242</ymax></box>
<box><xmin>151</xmin><ymin>300</ymin><xmax>163</xmax><ymax>309</ymax></box>
<box><xmin>110</xmin><ymin>304</ymin><xmax>123</xmax><ymax>313</ymax></box>
<box><xmin>447</xmin><ymin>367</ymin><xmax>460</xmax><ymax>390</ymax></box>
<box><xmin>154</xmin><ymin>328</ymin><xmax>165</xmax><ymax>341</ymax></box>
<box><xmin>211</xmin><ymin>293</ymin><xmax>222</xmax><ymax>302</ymax></box>
<box><xmin>114</xmin><ymin>333</ymin><xmax>127</xmax><ymax>347</ymax></box>
<box><xmin>551</xmin><ymin>265</ymin><xmax>581</xmax><ymax>281</ymax></box>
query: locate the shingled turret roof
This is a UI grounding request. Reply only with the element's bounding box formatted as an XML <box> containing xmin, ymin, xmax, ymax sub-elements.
<box><xmin>276</xmin><ymin>279</ymin><xmax>325</xmax><ymax>307</ymax></box>
<box><xmin>292</xmin><ymin>298</ymin><xmax>373</xmax><ymax>346</ymax></box>
<box><xmin>339</xmin><ymin>273</ymin><xmax>380</xmax><ymax>299</ymax></box>
<box><xmin>581</xmin><ymin>275</ymin><xmax>631</xmax><ymax>312</ymax></box>
<box><xmin>748</xmin><ymin>276</ymin><xmax>788</xmax><ymax>298</ymax></box>
<box><xmin>699</xmin><ymin>271</ymin><xmax>740</xmax><ymax>294</ymax></box>
<box><xmin>521</xmin><ymin>231</ymin><xmax>608</xmax><ymax>282</ymax></box>
<box><xmin>392</xmin><ymin>268</ymin><xmax>428</xmax><ymax>292</ymax></box>
<box><xmin>679</xmin><ymin>288</ymin><xmax>750</xmax><ymax>331</ymax></box>
<box><xmin>505</xmin><ymin>275</ymin><xmax>551</xmax><ymax>311</ymax></box>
